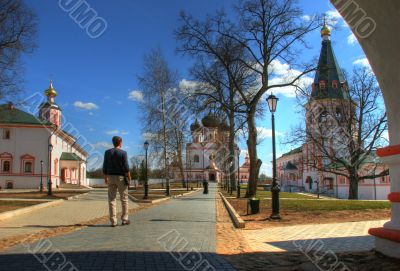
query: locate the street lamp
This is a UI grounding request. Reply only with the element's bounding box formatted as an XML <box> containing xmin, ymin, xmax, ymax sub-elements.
<box><xmin>144</xmin><ymin>141</ymin><xmax>149</xmax><ymax>199</ymax></box>
<box><xmin>201</xmin><ymin>141</ymin><xmax>206</xmax><ymax>188</ymax></box>
<box><xmin>236</xmin><ymin>147</ymin><xmax>241</xmax><ymax>198</ymax></box>
<box><xmin>267</xmin><ymin>93</ymin><xmax>281</xmax><ymax>220</ymax></box>
<box><xmin>40</xmin><ymin>160</ymin><xmax>44</xmax><ymax>192</ymax></box>
<box><xmin>229</xmin><ymin>161</ymin><xmax>233</xmax><ymax>195</ymax></box>
<box><xmin>47</xmin><ymin>144</ymin><xmax>53</xmax><ymax>196</ymax></box>
<box><xmin>166</xmin><ymin>156</ymin><xmax>170</xmax><ymax>196</ymax></box>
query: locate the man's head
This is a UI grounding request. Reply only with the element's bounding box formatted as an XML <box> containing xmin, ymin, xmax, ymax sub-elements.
<box><xmin>112</xmin><ymin>136</ymin><xmax>122</xmax><ymax>148</ymax></box>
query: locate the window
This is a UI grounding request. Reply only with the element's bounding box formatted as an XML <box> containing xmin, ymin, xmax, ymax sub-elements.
<box><xmin>3</xmin><ymin>129</ymin><xmax>10</xmax><ymax>139</ymax></box>
<box><xmin>319</xmin><ymin>80</ymin><xmax>326</xmax><ymax>90</ymax></box>
<box><xmin>319</xmin><ymin>111</ymin><xmax>328</xmax><ymax>123</ymax></box>
<box><xmin>24</xmin><ymin>162</ymin><xmax>33</xmax><ymax>173</ymax></box>
<box><xmin>3</xmin><ymin>161</ymin><xmax>10</xmax><ymax>172</ymax></box>
<box><xmin>335</xmin><ymin>108</ymin><xmax>342</xmax><ymax>120</ymax></box>
<box><xmin>332</xmin><ymin>80</ymin><xmax>338</xmax><ymax>89</ymax></box>
<box><xmin>193</xmin><ymin>155</ymin><xmax>200</xmax><ymax>163</ymax></box>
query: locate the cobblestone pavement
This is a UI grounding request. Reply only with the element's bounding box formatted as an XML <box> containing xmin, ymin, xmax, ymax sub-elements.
<box><xmin>0</xmin><ymin>190</ymin><xmax>138</xmax><ymax>240</ymax></box>
<box><xmin>242</xmin><ymin>219</ymin><xmax>388</xmax><ymax>252</ymax></box>
<box><xmin>0</xmin><ymin>183</ymin><xmax>236</xmax><ymax>271</ymax></box>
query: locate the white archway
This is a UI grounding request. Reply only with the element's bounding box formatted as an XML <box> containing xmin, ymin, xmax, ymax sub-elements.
<box><xmin>330</xmin><ymin>0</ymin><xmax>400</xmax><ymax>258</ymax></box>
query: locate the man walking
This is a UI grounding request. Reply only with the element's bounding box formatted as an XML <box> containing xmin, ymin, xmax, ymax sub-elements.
<box><xmin>103</xmin><ymin>136</ymin><xmax>131</xmax><ymax>227</ymax></box>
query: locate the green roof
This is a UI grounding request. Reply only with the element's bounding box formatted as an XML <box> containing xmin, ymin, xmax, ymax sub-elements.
<box><xmin>311</xmin><ymin>39</ymin><xmax>350</xmax><ymax>100</ymax></box>
<box><xmin>0</xmin><ymin>104</ymin><xmax>52</xmax><ymax>126</ymax></box>
<box><xmin>60</xmin><ymin>152</ymin><xmax>83</xmax><ymax>161</ymax></box>
<box><xmin>281</xmin><ymin>147</ymin><xmax>302</xmax><ymax>157</ymax></box>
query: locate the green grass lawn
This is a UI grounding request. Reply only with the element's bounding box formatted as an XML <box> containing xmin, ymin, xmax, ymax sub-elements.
<box><xmin>261</xmin><ymin>198</ymin><xmax>391</xmax><ymax>211</ymax></box>
<box><xmin>234</xmin><ymin>188</ymin><xmax>315</xmax><ymax>199</ymax></box>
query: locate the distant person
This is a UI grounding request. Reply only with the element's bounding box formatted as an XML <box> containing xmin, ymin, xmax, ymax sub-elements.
<box><xmin>102</xmin><ymin>136</ymin><xmax>131</xmax><ymax>227</ymax></box>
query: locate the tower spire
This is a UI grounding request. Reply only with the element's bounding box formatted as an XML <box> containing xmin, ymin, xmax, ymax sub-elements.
<box><xmin>310</xmin><ymin>22</ymin><xmax>349</xmax><ymax>101</ymax></box>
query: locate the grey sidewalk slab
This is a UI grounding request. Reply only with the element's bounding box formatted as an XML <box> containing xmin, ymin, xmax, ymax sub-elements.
<box><xmin>0</xmin><ymin>190</ymin><xmax>138</xmax><ymax>240</ymax></box>
<box><xmin>0</xmin><ymin>183</ymin><xmax>236</xmax><ymax>271</ymax></box>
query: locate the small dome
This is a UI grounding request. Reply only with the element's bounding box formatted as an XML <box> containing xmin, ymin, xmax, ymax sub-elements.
<box><xmin>320</xmin><ymin>24</ymin><xmax>331</xmax><ymax>37</ymax></box>
<box><xmin>45</xmin><ymin>81</ymin><xmax>57</xmax><ymax>97</ymax></box>
<box><xmin>190</xmin><ymin>119</ymin><xmax>201</xmax><ymax>132</ymax></box>
<box><xmin>220</xmin><ymin>122</ymin><xmax>230</xmax><ymax>131</ymax></box>
<box><xmin>201</xmin><ymin>114</ymin><xmax>221</xmax><ymax>128</ymax></box>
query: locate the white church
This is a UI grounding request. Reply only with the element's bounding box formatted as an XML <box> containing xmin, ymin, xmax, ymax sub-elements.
<box><xmin>0</xmin><ymin>82</ymin><xmax>88</xmax><ymax>189</ymax></box>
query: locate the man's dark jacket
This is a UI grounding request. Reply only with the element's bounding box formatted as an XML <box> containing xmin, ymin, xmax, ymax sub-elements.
<box><xmin>103</xmin><ymin>148</ymin><xmax>129</xmax><ymax>176</ymax></box>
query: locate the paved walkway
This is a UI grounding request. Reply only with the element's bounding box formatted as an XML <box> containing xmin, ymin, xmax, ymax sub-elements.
<box><xmin>243</xmin><ymin>219</ymin><xmax>388</xmax><ymax>252</ymax></box>
<box><xmin>0</xmin><ymin>183</ymin><xmax>235</xmax><ymax>271</ymax></box>
<box><xmin>0</xmin><ymin>190</ymin><xmax>137</xmax><ymax>240</ymax></box>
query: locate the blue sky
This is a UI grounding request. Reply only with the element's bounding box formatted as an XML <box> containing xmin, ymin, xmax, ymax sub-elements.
<box><xmin>19</xmin><ymin>0</ymin><xmax>369</xmax><ymax>173</ymax></box>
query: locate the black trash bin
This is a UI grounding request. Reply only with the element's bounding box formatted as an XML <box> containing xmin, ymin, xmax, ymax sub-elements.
<box><xmin>203</xmin><ymin>181</ymin><xmax>209</xmax><ymax>194</ymax></box>
<box><xmin>248</xmin><ymin>198</ymin><xmax>260</xmax><ymax>214</ymax></box>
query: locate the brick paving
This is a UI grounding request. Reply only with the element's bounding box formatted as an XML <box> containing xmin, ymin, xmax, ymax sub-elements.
<box><xmin>0</xmin><ymin>183</ymin><xmax>236</xmax><ymax>271</ymax></box>
<box><xmin>242</xmin><ymin>219</ymin><xmax>388</xmax><ymax>252</ymax></box>
<box><xmin>0</xmin><ymin>190</ymin><xmax>138</xmax><ymax>240</ymax></box>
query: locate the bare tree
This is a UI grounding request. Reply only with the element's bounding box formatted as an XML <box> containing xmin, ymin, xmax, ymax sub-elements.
<box><xmin>0</xmin><ymin>0</ymin><xmax>37</xmax><ymax>101</ymax></box>
<box><xmin>289</xmin><ymin>67</ymin><xmax>388</xmax><ymax>199</ymax></box>
<box><xmin>138</xmin><ymin>49</ymin><xmax>186</xmax><ymax>191</ymax></box>
<box><xmin>176</xmin><ymin>0</ymin><xmax>318</xmax><ymax>197</ymax></box>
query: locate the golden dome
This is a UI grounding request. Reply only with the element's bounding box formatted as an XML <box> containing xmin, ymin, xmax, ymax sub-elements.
<box><xmin>45</xmin><ymin>81</ymin><xmax>57</xmax><ymax>97</ymax></box>
<box><xmin>321</xmin><ymin>24</ymin><xmax>331</xmax><ymax>37</ymax></box>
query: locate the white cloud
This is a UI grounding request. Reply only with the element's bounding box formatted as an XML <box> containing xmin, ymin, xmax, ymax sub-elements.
<box><xmin>353</xmin><ymin>57</ymin><xmax>371</xmax><ymax>69</ymax></box>
<box><xmin>326</xmin><ymin>10</ymin><xmax>342</xmax><ymax>20</ymax></box>
<box><xmin>257</xmin><ymin>127</ymin><xmax>283</xmax><ymax>141</ymax></box>
<box><xmin>142</xmin><ymin>132</ymin><xmax>157</xmax><ymax>141</ymax></box>
<box><xmin>105</xmin><ymin>130</ymin><xmax>129</xmax><ymax>135</ymax></box>
<box><xmin>91</xmin><ymin>141</ymin><xmax>112</xmax><ymax>149</ymax></box>
<box><xmin>88</xmin><ymin>112</ymin><xmax>94</xmax><ymax>116</ymax></box>
<box><xmin>73</xmin><ymin>101</ymin><xmax>99</xmax><ymax>110</ymax></box>
<box><xmin>128</xmin><ymin>90</ymin><xmax>144</xmax><ymax>102</ymax></box>
<box><xmin>240</xmin><ymin>149</ymin><xmax>248</xmax><ymax>158</ymax></box>
<box><xmin>382</xmin><ymin>130</ymin><xmax>389</xmax><ymax>141</ymax></box>
<box><xmin>347</xmin><ymin>33</ymin><xmax>357</xmax><ymax>45</ymax></box>
<box><xmin>268</xmin><ymin>59</ymin><xmax>314</xmax><ymax>98</ymax></box>
<box><xmin>105</xmin><ymin>130</ymin><xmax>119</xmax><ymax>135</ymax></box>
<box><xmin>302</xmin><ymin>15</ymin><xmax>311</xmax><ymax>21</ymax></box>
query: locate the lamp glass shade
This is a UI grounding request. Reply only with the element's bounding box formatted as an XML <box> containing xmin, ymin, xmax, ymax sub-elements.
<box><xmin>144</xmin><ymin>141</ymin><xmax>149</xmax><ymax>150</ymax></box>
<box><xmin>267</xmin><ymin>94</ymin><xmax>278</xmax><ymax>113</ymax></box>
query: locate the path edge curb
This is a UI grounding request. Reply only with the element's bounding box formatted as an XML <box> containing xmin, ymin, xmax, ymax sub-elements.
<box><xmin>128</xmin><ymin>188</ymin><xmax>201</xmax><ymax>204</ymax></box>
<box><xmin>0</xmin><ymin>199</ymin><xmax>64</xmax><ymax>222</ymax></box>
<box><xmin>219</xmin><ymin>192</ymin><xmax>245</xmax><ymax>229</ymax></box>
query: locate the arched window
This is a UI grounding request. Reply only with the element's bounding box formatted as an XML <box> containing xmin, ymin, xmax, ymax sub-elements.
<box><xmin>3</xmin><ymin>161</ymin><xmax>10</xmax><ymax>172</ymax></box>
<box><xmin>319</xmin><ymin>111</ymin><xmax>328</xmax><ymax>123</ymax></box>
<box><xmin>319</xmin><ymin>80</ymin><xmax>326</xmax><ymax>90</ymax></box>
<box><xmin>193</xmin><ymin>155</ymin><xmax>200</xmax><ymax>163</ymax></box>
<box><xmin>2</xmin><ymin>129</ymin><xmax>10</xmax><ymax>139</ymax></box>
<box><xmin>332</xmin><ymin>80</ymin><xmax>338</xmax><ymax>89</ymax></box>
<box><xmin>24</xmin><ymin>162</ymin><xmax>32</xmax><ymax>173</ymax></box>
<box><xmin>336</xmin><ymin>108</ymin><xmax>342</xmax><ymax>120</ymax></box>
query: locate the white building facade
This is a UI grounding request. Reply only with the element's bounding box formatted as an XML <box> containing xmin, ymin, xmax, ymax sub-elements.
<box><xmin>0</xmin><ymin>82</ymin><xmax>88</xmax><ymax>189</ymax></box>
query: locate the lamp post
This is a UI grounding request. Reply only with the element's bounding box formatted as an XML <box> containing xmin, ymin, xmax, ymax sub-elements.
<box><xmin>267</xmin><ymin>93</ymin><xmax>281</xmax><ymax>220</ymax></box>
<box><xmin>144</xmin><ymin>141</ymin><xmax>149</xmax><ymax>199</ymax></box>
<box><xmin>236</xmin><ymin>147</ymin><xmax>241</xmax><ymax>198</ymax></box>
<box><xmin>40</xmin><ymin>160</ymin><xmax>43</xmax><ymax>192</ymax></box>
<box><xmin>201</xmin><ymin>141</ymin><xmax>206</xmax><ymax>188</ymax></box>
<box><xmin>166</xmin><ymin>156</ymin><xmax>170</xmax><ymax>196</ymax></box>
<box><xmin>47</xmin><ymin>144</ymin><xmax>53</xmax><ymax>196</ymax></box>
<box><xmin>229</xmin><ymin>161</ymin><xmax>233</xmax><ymax>195</ymax></box>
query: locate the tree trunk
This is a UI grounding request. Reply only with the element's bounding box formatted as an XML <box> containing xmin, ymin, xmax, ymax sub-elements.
<box><xmin>228</xmin><ymin>111</ymin><xmax>236</xmax><ymax>192</ymax></box>
<box><xmin>245</xmin><ymin>110</ymin><xmax>261</xmax><ymax>198</ymax></box>
<box><xmin>348</xmin><ymin>170</ymin><xmax>359</xmax><ymax>199</ymax></box>
<box><xmin>177</xmin><ymin>144</ymin><xmax>186</xmax><ymax>188</ymax></box>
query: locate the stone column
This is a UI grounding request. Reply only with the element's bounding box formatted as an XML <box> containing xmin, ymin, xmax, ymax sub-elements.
<box><xmin>369</xmin><ymin>146</ymin><xmax>400</xmax><ymax>258</ymax></box>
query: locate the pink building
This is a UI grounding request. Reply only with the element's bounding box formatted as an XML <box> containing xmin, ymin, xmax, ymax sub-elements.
<box><xmin>0</xmin><ymin>82</ymin><xmax>88</xmax><ymax>189</ymax></box>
